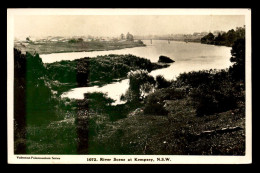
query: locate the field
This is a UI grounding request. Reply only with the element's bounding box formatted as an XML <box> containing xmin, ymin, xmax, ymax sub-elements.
<box><xmin>14</xmin><ymin>40</ymin><xmax>145</xmax><ymax>54</ymax></box>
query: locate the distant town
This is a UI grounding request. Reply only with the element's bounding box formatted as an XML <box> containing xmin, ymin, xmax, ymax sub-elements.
<box><xmin>14</xmin><ymin>30</ymin><xmax>225</xmax><ymax>44</ymax></box>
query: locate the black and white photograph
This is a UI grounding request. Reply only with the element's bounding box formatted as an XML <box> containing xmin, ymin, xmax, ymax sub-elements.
<box><xmin>7</xmin><ymin>8</ymin><xmax>252</xmax><ymax>164</ymax></box>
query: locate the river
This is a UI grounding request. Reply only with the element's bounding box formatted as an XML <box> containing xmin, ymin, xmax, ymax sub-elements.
<box><xmin>40</xmin><ymin>40</ymin><xmax>232</xmax><ymax>105</ymax></box>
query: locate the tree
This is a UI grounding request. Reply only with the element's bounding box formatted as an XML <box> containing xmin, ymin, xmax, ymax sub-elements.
<box><xmin>123</xmin><ymin>70</ymin><xmax>155</xmax><ymax>103</ymax></box>
<box><xmin>120</xmin><ymin>33</ymin><xmax>125</xmax><ymax>40</ymax></box>
<box><xmin>26</xmin><ymin>37</ymin><xmax>33</xmax><ymax>43</ymax></box>
<box><xmin>126</xmin><ymin>32</ymin><xmax>134</xmax><ymax>41</ymax></box>
<box><xmin>14</xmin><ymin>48</ymin><xmax>26</xmax><ymax>154</ymax></box>
<box><xmin>226</xmin><ymin>29</ymin><xmax>237</xmax><ymax>46</ymax></box>
<box><xmin>201</xmin><ymin>27</ymin><xmax>245</xmax><ymax>47</ymax></box>
<box><xmin>77</xmin><ymin>38</ymin><xmax>84</xmax><ymax>42</ymax></box>
<box><xmin>214</xmin><ymin>33</ymin><xmax>226</xmax><ymax>45</ymax></box>
<box><xmin>236</xmin><ymin>26</ymin><xmax>245</xmax><ymax>39</ymax></box>
<box><xmin>201</xmin><ymin>33</ymin><xmax>215</xmax><ymax>44</ymax></box>
<box><xmin>229</xmin><ymin>38</ymin><xmax>245</xmax><ymax>82</ymax></box>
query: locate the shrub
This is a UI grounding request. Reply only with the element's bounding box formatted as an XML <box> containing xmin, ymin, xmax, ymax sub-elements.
<box><xmin>156</xmin><ymin>75</ymin><xmax>172</xmax><ymax>89</ymax></box>
<box><xmin>137</xmin><ymin>40</ymin><xmax>144</xmax><ymax>44</ymax></box>
<box><xmin>123</xmin><ymin>70</ymin><xmax>156</xmax><ymax>103</ymax></box>
<box><xmin>143</xmin><ymin>88</ymin><xmax>185</xmax><ymax>116</ymax></box>
<box><xmin>68</xmin><ymin>39</ymin><xmax>78</xmax><ymax>43</ymax></box>
<box><xmin>176</xmin><ymin>69</ymin><xmax>240</xmax><ymax>116</ymax></box>
<box><xmin>176</xmin><ymin>70</ymin><xmax>213</xmax><ymax>88</ymax></box>
<box><xmin>143</xmin><ymin>102</ymin><xmax>168</xmax><ymax>116</ymax></box>
<box><xmin>190</xmin><ymin>81</ymin><xmax>238</xmax><ymax>116</ymax></box>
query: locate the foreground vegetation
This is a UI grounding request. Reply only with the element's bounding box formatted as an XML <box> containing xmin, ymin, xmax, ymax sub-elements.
<box><xmin>14</xmin><ymin>35</ymin><xmax>245</xmax><ymax>155</ymax></box>
<box><xmin>13</xmin><ymin>49</ymin><xmax>168</xmax><ymax>154</ymax></box>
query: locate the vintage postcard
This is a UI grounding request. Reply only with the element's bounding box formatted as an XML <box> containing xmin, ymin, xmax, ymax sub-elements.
<box><xmin>7</xmin><ymin>8</ymin><xmax>252</xmax><ymax>164</ymax></box>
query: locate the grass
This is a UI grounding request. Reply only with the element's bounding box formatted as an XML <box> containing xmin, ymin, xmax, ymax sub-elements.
<box><xmin>88</xmin><ymin>96</ymin><xmax>245</xmax><ymax>155</ymax></box>
<box><xmin>14</xmin><ymin>40</ymin><xmax>145</xmax><ymax>54</ymax></box>
<box><xmin>22</xmin><ymin>71</ymin><xmax>245</xmax><ymax>155</ymax></box>
<box><xmin>26</xmin><ymin>118</ymin><xmax>78</xmax><ymax>154</ymax></box>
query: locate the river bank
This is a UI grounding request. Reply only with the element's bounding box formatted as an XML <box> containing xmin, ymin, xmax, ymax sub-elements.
<box><xmin>14</xmin><ymin>40</ymin><xmax>146</xmax><ymax>55</ymax></box>
<box><xmin>45</xmin><ymin>54</ymin><xmax>169</xmax><ymax>96</ymax></box>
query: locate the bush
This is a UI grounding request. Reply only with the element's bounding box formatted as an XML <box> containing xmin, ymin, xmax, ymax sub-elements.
<box><xmin>176</xmin><ymin>69</ymin><xmax>240</xmax><ymax>116</ymax></box>
<box><xmin>143</xmin><ymin>88</ymin><xmax>185</xmax><ymax>116</ymax></box>
<box><xmin>190</xmin><ymin>80</ymin><xmax>238</xmax><ymax>116</ymax></box>
<box><xmin>176</xmin><ymin>70</ymin><xmax>213</xmax><ymax>88</ymax></box>
<box><xmin>137</xmin><ymin>40</ymin><xmax>144</xmax><ymax>44</ymax></box>
<box><xmin>143</xmin><ymin>91</ymin><xmax>168</xmax><ymax>116</ymax></box>
<box><xmin>143</xmin><ymin>102</ymin><xmax>168</xmax><ymax>116</ymax></box>
<box><xmin>156</xmin><ymin>75</ymin><xmax>172</xmax><ymax>89</ymax></box>
<box><xmin>123</xmin><ymin>70</ymin><xmax>155</xmax><ymax>103</ymax></box>
<box><xmin>78</xmin><ymin>92</ymin><xmax>115</xmax><ymax>112</ymax></box>
<box><xmin>68</xmin><ymin>39</ymin><xmax>78</xmax><ymax>43</ymax></box>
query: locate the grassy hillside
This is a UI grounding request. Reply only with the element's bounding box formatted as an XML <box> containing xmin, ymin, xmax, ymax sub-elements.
<box><xmin>89</xmin><ymin>87</ymin><xmax>245</xmax><ymax>155</ymax></box>
<box><xmin>23</xmin><ymin>68</ymin><xmax>245</xmax><ymax>155</ymax></box>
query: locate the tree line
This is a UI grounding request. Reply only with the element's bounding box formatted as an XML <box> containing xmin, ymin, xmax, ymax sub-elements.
<box><xmin>120</xmin><ymin>32</ymin><xmax>134</xmax><ymax>41</ymax></box>
<box><xmin>201</xmin><ymin>26</ymin><xmax>245</xmax><ymax>47</ymax></box>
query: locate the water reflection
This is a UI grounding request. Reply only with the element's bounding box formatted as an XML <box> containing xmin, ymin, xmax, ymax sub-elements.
<box><xmin>61</xmin><ymin>79</ymin><xmax>129</xmax><ymax>105</ymax></box>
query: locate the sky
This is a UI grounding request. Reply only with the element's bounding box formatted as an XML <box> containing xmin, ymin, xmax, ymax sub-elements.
<box><xmin>14</xmin><ymin>15</ymin><xmax>245</xmax><ymax>39</ymax></box>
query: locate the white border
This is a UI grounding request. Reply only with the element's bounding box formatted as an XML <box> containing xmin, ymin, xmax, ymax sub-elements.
<box><xmin>7</xmin><ymin>8</ymin><xmax>252</xmax><ymax>164</ymax></box>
